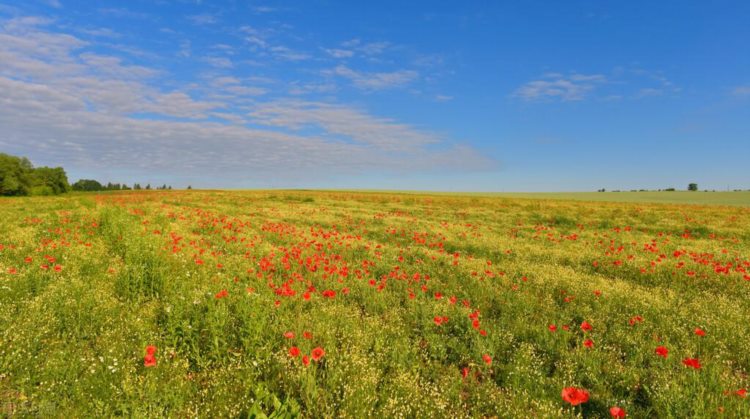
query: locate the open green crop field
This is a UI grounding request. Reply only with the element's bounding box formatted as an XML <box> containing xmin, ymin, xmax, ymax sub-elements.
<box><xmin>1</xmin><ymin>191</ymin><xmax>749</xmax><ymax>417</ymax></box>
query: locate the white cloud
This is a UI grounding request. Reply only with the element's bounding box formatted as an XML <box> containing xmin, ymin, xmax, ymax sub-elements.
<box><xmin>177</xmin><ymin>40</ymin><xmax>191</xmax><ymax>58</ymax></box>
<box><xmin>202</xmin><ymin>56</ymin><xmax>234</xmax><ymax>69</ymax></box>
<box><xmin>323</xmin><ymin>40</ymin><xmax>392</xmax><ymax>61</ymax></box>
<box><xmin>249</xmin><ymin>100</ymin><xmax>437</xmax><ymax>151</ymax></box>
<box><xmin>513</xmin><ymin>73</ymin><xmax>607</xmax><ymax>102</ymax></box>
<box><xmin>0</xmin><ymin>16</ymin><xmax>494</xmax><ymax>183</ymax></box>
<box><xmin>288</xmin><ymin>82</ymin><xmax>337</xmax><ymax>95</ymax></box>
<box><xmin>78</xmin><ymin>27</ymin><xmax>121</xmax><ymax>38</ymax></box>
<box><xmin>326</xmin><ymin>65</ymin><xmax>418</xmax><ymax>91</ymax></box>
<box><xmin>731</xmin><ymin>85</ymin><xmax>750</xmax><ymax>96</ymax></box>
<box><xmin>98</xmin><ymin>8</ymin><xmax>150</xmax><ymax>20</ymax></box>
<box><xmin>323</xmin><ymin>48</ymin><xmax>354</xmax><ymax>58</ymax></box>
<box><xmin>358</xmin><ymin>41</ymin><xmax>389</xmax><ymax>56</ymax></box>
<box><xmin>514</xmin><ymin>68</ymin><xmax>682</xmax><ymax>103</ymax></box>
<box><xmin>187</xmin><ymin>14</ymin><xmax>218</xmax><ymax>25</ymax></box>
<box><xmin>634</xmin><ymin>87</ymin><xmax>663</xmax><ymax>98</ymax></box>
<box><xmin>252</xmin><ymin>6</ymin><xmax>276</xmax><ymax>13</ymax></box>
<box><xmin>239</xmin><ymin>25</ymin><xmax>309</xmax><ymax>61</ymax></box>
<box><xmin>268</xmin><ymin>45</ymin><xmax>309</xmax><ymax>61</ymax></box>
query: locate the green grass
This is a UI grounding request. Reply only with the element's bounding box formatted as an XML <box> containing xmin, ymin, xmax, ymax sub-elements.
<box><xmin>1</xmin><ymin>190</ymin><xmax>749</xmax><ymax>417</ymax></box>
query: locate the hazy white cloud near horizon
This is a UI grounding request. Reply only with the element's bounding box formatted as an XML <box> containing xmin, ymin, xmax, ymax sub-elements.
<box><xmin>0</xmin><ymin>14</ymin><xmax>494</xmax><ymax>187</ymax></box>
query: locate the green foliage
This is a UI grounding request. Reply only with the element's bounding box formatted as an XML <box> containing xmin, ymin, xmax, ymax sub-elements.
<box><xmin>29</xmin><ymin>166</ymin><xmax>70</xmax><ymax>195</ymax></box>
<box><xmin>72</xmin><ymin>179</ymin><xmax>104</xmax><ymax>191</ymax></box>
<box><xmin>0</xmin><ymin>153</ymin><xmax>69</xmax><ymax>196</ymax></box>
<box><xmin>0</xmin><ymin>153</ymin><xmax>33</xmax><ymax>196</ymax></box>
<box><xmin>688</xmin><ymin>183</ymin><xmax>698</xmax><ymax>191</ymax></box>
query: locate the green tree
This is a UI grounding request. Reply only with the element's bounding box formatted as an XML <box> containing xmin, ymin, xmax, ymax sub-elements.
<box><xmin>0</xmin><ymin>153</ymin><xmax>33</xmax><ymax>196</ymax></box>
<box><xmin>688</xmin><ymin>183</ymin><xmax>698</xmax><ymax>191</ymax></box>
<box><xmin>72</xmin><ymin>179</ymin><xmax>104</xmax><ymax>191</ymax></box>
<box><xmin>30</xmin><ymin>166</ymin><xmax>70</xmax><ymax>195</ymax></box>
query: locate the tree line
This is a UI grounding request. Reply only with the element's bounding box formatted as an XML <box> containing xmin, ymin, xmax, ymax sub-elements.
<box><xmin>72</xmin><ymin>180</ymin><xmax>173</xmax><ymax>191</ymax></box>
<box><xmin>1</xmin><ymin>152</ymin><xmax>175</xmax><ymax>196</ymax></box>
<box><xmin>0</xmin><ymin>153</ymin><xmax>70</xmax><ymax>196</ymax></box>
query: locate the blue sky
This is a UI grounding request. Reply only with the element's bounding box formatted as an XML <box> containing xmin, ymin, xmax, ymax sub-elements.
<box><xmin>1</xmin><ymin>1</ymin><xmax>748</xmax><ymax>191</ymax></box>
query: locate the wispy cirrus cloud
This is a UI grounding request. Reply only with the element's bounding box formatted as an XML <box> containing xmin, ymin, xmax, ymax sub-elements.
<box><xmin>239</xmin><ymin>25</ymin><xmax>310</xmax><ymax>61</ymax></box>
<box><xmin>44</xmin><ymin>0</ymin><xmax>62</xmax><ymax>9</ymax></box>
<box><xmin>249</xmin><ymin>99</ymin><xmax>437</xmax><ymax>151</ymax></box>
<box><xmin>187</xmin><ymin>13</ymin><xmax>218</xmax><ymax>25</ymax></box>
<box><xmin>322</xmin><ymin>39</ymin><xmax>392</xmax><ymax>60</ymax></box>
<box><xmin>98</xmin><ymin>7</ymin><xmax>151</xmax><ymax>20</ymax></box>
<box><xmin>202</xmin><ymin>56</ymin><xmax>233</xmax><ymax>69</ymax></box>
<box><xmin>513</xmin><ymin>73</ymin><xmax>607</xmax><ymax>102</ymax></box>
<box><xmin>322</xmin><ymin>48</ymin><xmax>354</xmax><ymax>58</ymax></box>
<box><xmin>731</xmin><ymin>85</ymin><xmax>750</xmax><ymax>96</ymax></box>
<box><xmin>325</xmin><ymin>65</ymin><xmax>418</xmax><ymax>91</ymax></box>
<box><xmin>77</xmin><ymin>27</ymin><xmax>121</xmax><ymax>38</ymax></box>
<box><xmin>0</xmin><ymin>15</ymin><xmax>494</xmax><ymax>184</ymax></box>
<box><xmin>514</xmin><ymin>68</ymin><xmax>680</xmax><ymax>102</ymax></box>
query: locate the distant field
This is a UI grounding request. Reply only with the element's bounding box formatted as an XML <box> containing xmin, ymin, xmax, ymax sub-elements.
<box><xmin>1</xmin><ymin>191</ymin><xmax>749</xmax><ymax>417</ymax></box>
<box><xmin>312</xmin><ymin>190</ymin><xmax>750</xmax><ymax>206</ymax></box>
<box><xmin>486</xmin><ymin>191</ymin><xmax>750</xmax><ymax>206</ymax></box>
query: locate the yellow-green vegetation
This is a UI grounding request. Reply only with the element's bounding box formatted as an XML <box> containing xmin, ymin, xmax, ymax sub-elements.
<box><xmin>1</xmin><ymin>191</ymin><xmax>749</xmax><ymax>417</ymax></box>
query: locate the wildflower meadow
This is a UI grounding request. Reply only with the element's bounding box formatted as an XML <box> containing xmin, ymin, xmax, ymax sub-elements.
<box><xmin>1</xmin><ymin>190</ymin><xmax>749</xmax><ymax>417</ymax></box>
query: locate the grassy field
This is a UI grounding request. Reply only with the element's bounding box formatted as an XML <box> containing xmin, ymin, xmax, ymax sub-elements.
<box><xmin>1</xmin><ymin>190</ymin><xmax>749</xmax><ymax>417</ymax></box>
<box><xmin>320</xmin><ymin>190</ymin><xmax>750</xmax><ymax>207</ymax></box>
<box><xmin>485</xmin><ymin>191</ymin><xmax>750</xmax><ymax>207</ymax></box>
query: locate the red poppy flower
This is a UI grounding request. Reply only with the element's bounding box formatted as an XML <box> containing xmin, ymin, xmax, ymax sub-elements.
<box><xmin>682</xmin><ymin>358</ymin><xmax>701</xmax><ymax>369</ymax></box>
<box><xmin>482</xmin><ymin>354</ymin><xmax>492</xmax><ymax>366</ymax></box>
<box><xmin>144</xmin><ymin>345</ymin><xmax>157</xmax><ymax>367</ymax></box>
<box><xmin>694</xmin><ymin>328</ymin><xmax>706</xmax><ymax>337</ymax></box>
<box><xmin>288</xmin><ymin>346</ymin><xmax>300</xmax><ymax>357</ymax></box>
<box><xmin>215</xmin><ymin>289</ymin><xmax>228</xmax><ymax>299</ymax></box>
<box><xmin>303</xmin><ymin>331</ymin><xmax>312</xmax><ymax>339</ymax></box>
<box><xmin>303</xmin><ymin>292</ymin><xmax>311</xmax><ymax>300</ymax></box>
<box><xmin>433</xmin><ymin>316</ymin><xmax>444</xmax><ymax>326</ymax></box>
<box><xmin>561</xmin><ymin>387</ymin><xmax>589</xmax><ymax>406</ymax></box>
<box><xmin>580</xmin><ymin>321</ymin><xmax>592</xmax><ymax>332</ymax></box>
<box><xmin>53</xmin><ymin>264</ymin><xmax>62</xmax><ymax>272</ymax></box>
<box><xmin>461</xmin><ymin>367</ymin><xmax>469</xmax><ymax>378</ymax></box>
<box><xmin>629</xmin><ymin>315</ymin><xmax>643</xmax><ymax>326</ymax></box>
<box><xmin>736</xmin><ymin>388</ymin><xmax>747</xmax><ymax>398</ymax></box>
<box><xmin>583</xmin><ymin>339</ymin><xmax>594</xmax><ymax>348</ymax></box>
<box><xmin>311</xmin><ymin>347</ymin><xmax>325</xmax><ymax>361</ymax></box>
<box><xmin>302</xmin><ymin>355</ymin><xmax>310</xmax><ymax>366</ymax></box>
<box><xmin>610</xmin><ymin>406</ymin><xmax>626</xmax><ymax>417</ymax></box>
<box><xmin>548</xmin><ymin>324</ymin><xmax>557</xmax><ymax>332</ymax></box>
<box><xmin>655</xmin><ymin>346</ymin><xmax>668</xmax><ymax>358</ymax></box>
